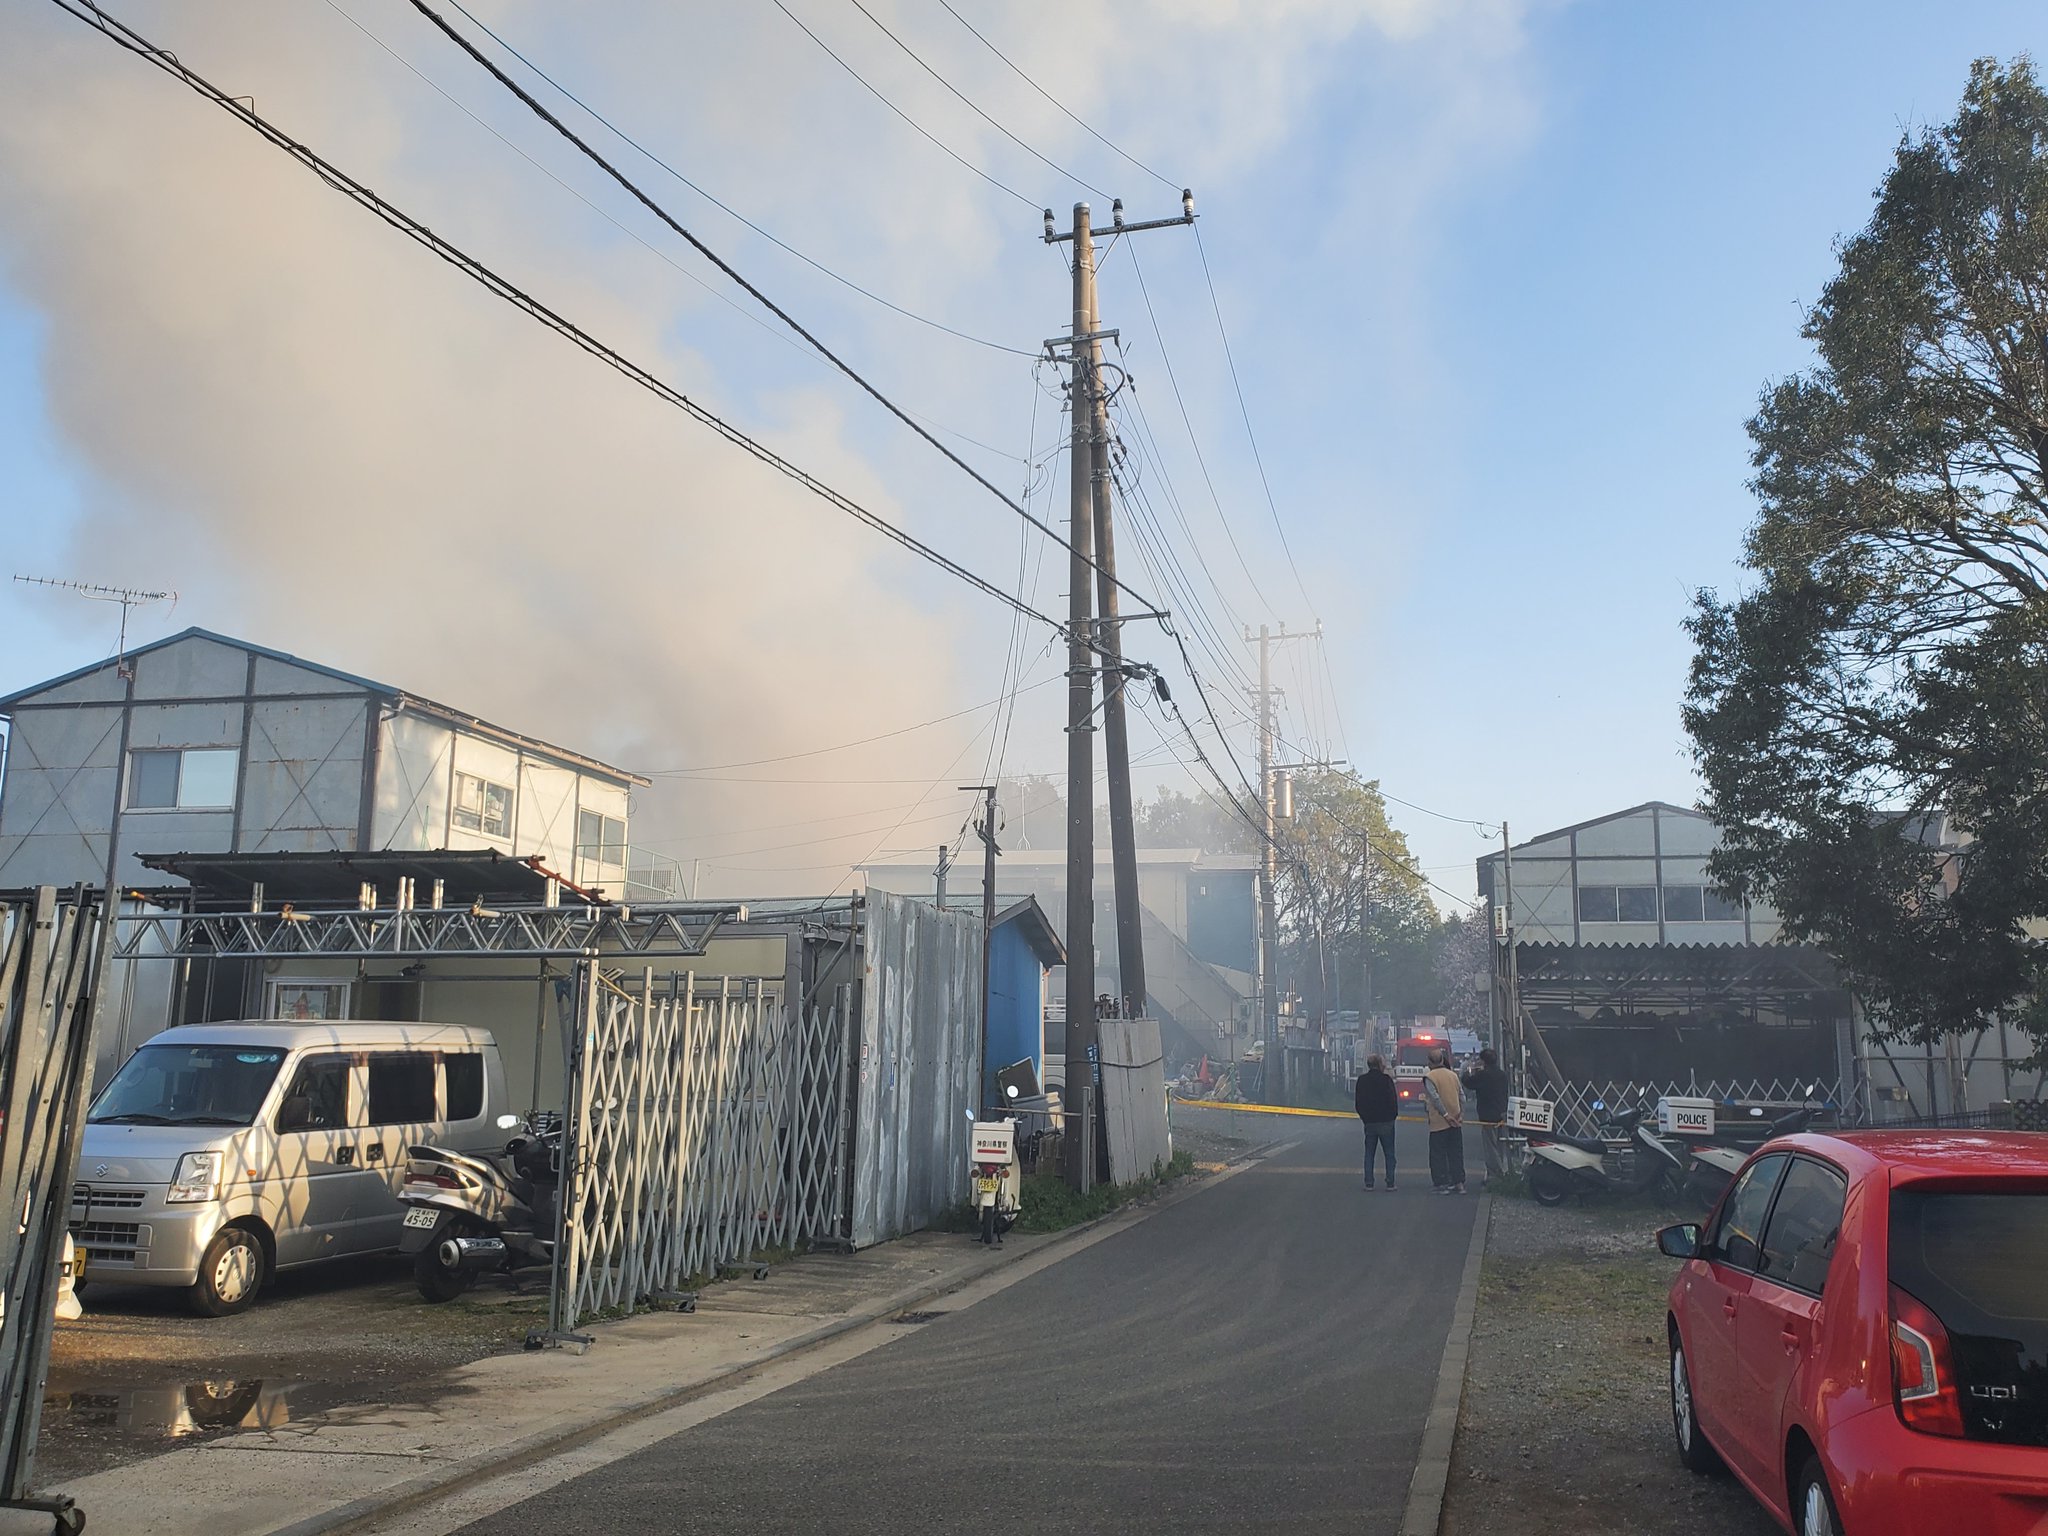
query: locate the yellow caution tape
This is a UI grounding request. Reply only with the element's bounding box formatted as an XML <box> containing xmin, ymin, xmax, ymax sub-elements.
<box><xmin>1170</xmin><ymin>1096</ymin><xmax>1358</xmax><ymax>1120</ymax></box>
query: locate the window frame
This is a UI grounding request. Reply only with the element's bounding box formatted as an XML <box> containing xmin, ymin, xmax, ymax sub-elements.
<box><xmin>444</xmin><ymin>1052</ymin><xmax>485</xmax><ymax>1122</ymax></box>
<box><xmin>273</xmin><ymin>1053</ymin><xmax>355</xmax><ymax>1134</ymax></box>
<box><xmin>1754</xmin><ymin>1154</ymin><xmax>1849</xmax><ymax>1297</ymax></box>
<box><xmin>126</xmin><ymin>745</ymin><xmax>239</xmax><ymax>812</ymax></box>
<box><xmin>1662</xmin><ymin>884</ymin><xmax>1707</xmax><ymax>923</ymax></box>
<box><xmin>1576</xmin><ymin>884</ymin><xmax>1620</xmax><ymax>924</ymax></box>
<box><xmin>452</xmin><ymin>771</ymin><xmax>514</xmax><ymax>840</ymax></box>
<box><xmin>1615</xmin><ymin>885</ymin><xmax>1660</xmax><ymax>923</ymax></box>
<box><xmin>1710</xmin><ymin>1153</ymin><xmax>1790</xmax><ymax>1273</ymax></box>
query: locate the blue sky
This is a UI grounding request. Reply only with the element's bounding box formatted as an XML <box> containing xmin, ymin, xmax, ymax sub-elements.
<box><xmin>0</xmin><ymin>0</ymin><xmax>2040</xmax><ymax>902</ymax></box>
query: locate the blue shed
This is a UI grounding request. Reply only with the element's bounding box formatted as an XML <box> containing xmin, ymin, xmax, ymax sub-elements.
<box><xmin>984</xmin><ymin>895</ymin><xmax>1064</xmax><ymax>1104</ymax></box>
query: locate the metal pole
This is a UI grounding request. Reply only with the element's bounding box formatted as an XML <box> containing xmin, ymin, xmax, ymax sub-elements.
<box><xmin>1258</xmin><ymin>624</ymin><xmax>1280</xmax><ymax>1102</ymax></box>
<box><xmin>1361</xmin><ymin>834</ymin><xmax>1374</xmax><ymax>1024</ymax></box>
<box><xmin>1089</xmin><ymin>281</ymin><xmax>1145</xmax><ymax>1025</ymax></box>
<box><xmin>935</xmin><ymin>845</ymin><xmax>950</xmax><ymax>911</ymax></box>
<box><xmin>1063</xmin><ymin>201</ymin><xmax>1099</xmax><ymax>1190</ymax></box>
<box><xmin>960</xmin><ymin>783</ymin><xmax>999</xmax><ymax>1110</ymax></box>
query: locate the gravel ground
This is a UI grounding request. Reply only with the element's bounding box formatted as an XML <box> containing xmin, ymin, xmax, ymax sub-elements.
<box><xmin>1170</xmin><ymin>1121</ymin><xmax>1253</xmax><ymax>1170</ymax></box>
<box><xmin>39</xmin><ymin>1253</ymin><xmax>546</xmax><ymax>1483</ymax></box>
<box><xmin>1441</xmin><ymin>1196</ymin><xmax>1779</xmax><ymax>1536</ymax></box>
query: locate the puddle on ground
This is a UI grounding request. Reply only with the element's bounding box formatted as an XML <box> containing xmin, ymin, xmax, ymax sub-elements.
<box><xmin>41</xmin><ymin>1378</ymin><xmax>306</xmax><ymax>1439</ymax></box>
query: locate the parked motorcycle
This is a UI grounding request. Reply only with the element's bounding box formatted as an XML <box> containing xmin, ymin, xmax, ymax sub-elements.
<box><xmin>399</xmin><ymin>1112</ymin><xmax>561</xmax><ymax>1302</ymax></box>
<box><xmin>1682</xmin><ymin>1099</ymin><xmax>1817</xmax><ymax>1208</ymax></box>
<box><xmin>1524</xmin><ymin>1104</ymin><xmax>1687</xmax><ymax>1207</ymax></box>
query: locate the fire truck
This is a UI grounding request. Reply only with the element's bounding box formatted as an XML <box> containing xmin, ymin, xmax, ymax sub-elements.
<box><xmin>1391</xmin><ymin>1023</ymin><xmax>1482</xmax><ymax>1112</ymax></box>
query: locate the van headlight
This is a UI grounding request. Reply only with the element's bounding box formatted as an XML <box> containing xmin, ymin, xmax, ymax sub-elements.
<box><xmin>167</xmin><ymin>1151</ymin><xmax>223</xmax><ymax>1204</ymax></box>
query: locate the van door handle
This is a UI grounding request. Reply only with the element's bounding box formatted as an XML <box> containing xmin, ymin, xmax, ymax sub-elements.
<box><xmin>365</xmin><ymin>1144</ymin><xmax>385</xmax><ymax>1164</ymax></box>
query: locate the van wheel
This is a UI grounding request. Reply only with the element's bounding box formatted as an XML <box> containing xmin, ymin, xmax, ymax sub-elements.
<box><xmin>414</xmin><ymin>1233</ymin><xmax>479</xmax><ymax>1303</ymax></box>
<box><xmin>189</xmin><ymin>1226</ymin><xmax>265</xmax><ymax>1316</ymax></box>
<box><xmin>1529</xmin><ymin>1163</ymin><xmax>1571</xmax><ymax>1207</ymax></box>
<box><xmin>1670</xmin><ymin>1334</ymin><xmax>1723</xmax><ymax>1474</ymax></box>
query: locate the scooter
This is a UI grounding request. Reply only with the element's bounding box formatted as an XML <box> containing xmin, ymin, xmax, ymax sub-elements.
<box><xmin>1524</xmin><ymin>1104</ymin><xmax>1687</xmax><ymax>1208</ymax></box>
<box><xmin>399</xmin><ymin>1112</ymin><xmax>561</xmax><ymax>1302</ymax></box>
<box><xmin>1683</xmin><ymin>1101</ymin><xmax>1817</xmax><ymax>1208</ymax></box>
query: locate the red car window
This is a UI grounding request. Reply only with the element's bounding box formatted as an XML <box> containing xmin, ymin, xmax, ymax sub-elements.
<box><xmin>1712</xmin><ymin>1153</ymin><xmax>1787</xmax><ymax>1271</ymax></box>
<box><xmin>1756</xmin><ymin>1158</ymin><xmax>1846</xmax><ymax>1294</ymax></box>
<box><xmin>1890</xmin><ymin>1190</ymin><xmax>2048</xmax><ymax>1447</ymax></box>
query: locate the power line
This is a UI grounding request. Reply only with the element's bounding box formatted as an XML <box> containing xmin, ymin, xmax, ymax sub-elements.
<box><xmin>412</xmin><ymin>0</ymin><xmax>1169</xmax><ymax>632</ymax></box>
<box><xmin>844</xmin><ymin>0</ymin><xmax>1109</xmax><ymax>199</ymax></box>
<box><xmin>770</xmin><ymin>0</ymin><xmax>1039</xmax><ymax>211</ymax></box>
<box><xmin>439</xmin><ymin>0</ymin><xmax>1035</xmax><ymax>358</ymax></box>
<box><xmin>51</xmin><ymin>0</ymin><xmax>1071</xmax><ymax>645</ymax></box>
<box><xmin>1193</xmin><ymin>222</ymin><xmax>1316</xmax><ymax>616</ymax></box>
<box><xmin>644</xmin><ymin>674</ymin><xmax>1060</xmax><ymax>775</ymax></box>
<box><xmin>934</xmin><ymin>0</ymin><xmax>1181</xmax><ymax>194</ymax></box>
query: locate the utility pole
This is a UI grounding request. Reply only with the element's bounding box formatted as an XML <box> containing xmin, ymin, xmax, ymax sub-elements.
<box><xmin>1044</xmin><ymin>193</ymin><xmax>1194</xmax><ymax>1188</ymax></box>
<box><xmin>935</xmin><ymin>844</ymin><xmax>952</xmax><ymax>912</ymax></box>
<box><xmin>1245</xmin><ymin>621</ymin><xmax>1320</xmax><ymax>1103</ymax></box>
<box><xmin>1360</xmin><ymin>833</ymin><xmax>1375</xmax><ymax>1028</ymax></box>
<box><xmin>961</xmin><ymin>783</ymin><xmax>998</xmax><ymax>1109</ymax></box>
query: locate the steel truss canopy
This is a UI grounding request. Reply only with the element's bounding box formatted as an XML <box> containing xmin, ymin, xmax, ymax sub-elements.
<box><xmin>119</xmin><ymin>849</ymin><xmax>745</xmax><ymax>959</ymax></box>
<box><xmin>1514</xmin><ymin>941</ymin><xmax>1846</xmax><ymax>1014</ymax></box>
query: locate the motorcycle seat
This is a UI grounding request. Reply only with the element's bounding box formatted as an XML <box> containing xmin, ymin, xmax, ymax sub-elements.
<box><xmin>1536</xmin><ymin>1131</ymin><xmax>1611</xmax><ymax>1155</ymax></box>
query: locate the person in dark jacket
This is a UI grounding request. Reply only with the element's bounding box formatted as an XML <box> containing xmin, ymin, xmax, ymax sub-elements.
<box><xmin>1461</xmin><ymin>1047</ymin><xmax>1511</xmax><ymax>1185</ymax></box>
<box><xmin>1354</xmin><ymin>1054</ymin><xmax>1399</xmax><ymax>1190</ymax></box>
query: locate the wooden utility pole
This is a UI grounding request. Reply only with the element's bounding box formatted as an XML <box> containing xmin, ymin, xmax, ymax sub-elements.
<box><xmin>1244</xmin><ymin>621</ymin><xmax>1319</xmax><ymax>1103</ymax></box>
<box><xmin>961</xmin><ymin>783</ymin><xmax>999</xmax><ymax>1108</ymax></box>
<box><xmin>1044</xmin><ymin>194</ymin><xmax>1195</xmax><ymax>1187</ymax></box>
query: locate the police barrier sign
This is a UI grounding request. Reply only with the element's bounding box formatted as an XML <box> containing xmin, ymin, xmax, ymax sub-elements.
<box><xmin>1508</xmin><ymin>1096</ymin><xmax>1553</xmax><ymax>1132</ymax></box>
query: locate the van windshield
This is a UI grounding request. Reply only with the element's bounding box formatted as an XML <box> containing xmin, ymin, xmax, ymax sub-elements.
<box><xmin>1890</xmin><ymin>1189</ymin><xmax>2048</xmax><ymax>1446</ymax></box>
<box><xmin>89</xmin><ymin>1043</ymin><xmax>288</xmax><ymax>1127</ymax></box>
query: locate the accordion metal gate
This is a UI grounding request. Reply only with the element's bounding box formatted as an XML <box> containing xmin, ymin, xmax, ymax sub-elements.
<box><xmin>550</xmin><ymin>967</ymin><xmax>855</xmax><ymax>1331</ymax></box>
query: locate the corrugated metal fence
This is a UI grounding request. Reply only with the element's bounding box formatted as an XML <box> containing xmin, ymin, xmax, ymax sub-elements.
<box><xmin>850</xmin><ymin>892</ymin><xmax>979</xmax><ymax>1249</ymax></box>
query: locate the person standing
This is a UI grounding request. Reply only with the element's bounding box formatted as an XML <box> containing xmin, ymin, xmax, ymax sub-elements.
<box><xmin>1423</xmin><ymin>1049</ymin><xmax>1466</xmax><ymax>1194</ymax></box>
<box><xmin>1462</xmin><ymin>1047</ymin><xmax>1511</xmax><ymax>1186</ymax></box>
<box><xmin>1354</xmin><ymin>1054</ymin><xmax>1399</xmax><ymax>1191</ymax></box>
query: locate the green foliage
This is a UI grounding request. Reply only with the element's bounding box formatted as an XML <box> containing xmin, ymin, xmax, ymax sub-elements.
<box><xmin>1133</xmin><ymin>786</ymin><xmax>1258</xmax><ymax>852</ymax></box>
<box><xmin>1013</xmin><ymin>1148</ymin><xmax>1198</xmax><ymax>1233</ymax></box>
<box><xmin>1685</xmin><ymin>57</ymin><xmax>2048</xmax><ymax>1063</ymax></box>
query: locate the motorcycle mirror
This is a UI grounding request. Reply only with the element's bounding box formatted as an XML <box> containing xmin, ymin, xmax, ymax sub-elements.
<box><xmin>496</xmin><ymin>1114</ymin><xmax>519</xmax><ymax>1130</ymax></box>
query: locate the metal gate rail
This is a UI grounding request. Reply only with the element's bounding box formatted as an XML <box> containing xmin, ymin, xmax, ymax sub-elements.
<box><xmin>551</xmin><ymin>967</ymin><xmax>854</xmax><ymax>1331</ymax></box>
<box><xmin>0</xmin><ymin>888</ymin><xmax>110</xmax><ymax>1530</ymax></box>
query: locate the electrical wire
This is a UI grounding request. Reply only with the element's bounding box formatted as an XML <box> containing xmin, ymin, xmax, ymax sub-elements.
<box><xmin>770</xmin><ymin>0</ymin><xmax>1039</xmax><ymax>211</ymax></box>
<box><xmin>644</xmin><ymin>674</ymin><xmax>1060</xmax><ymax>775</ymax></box>
<box><xmin>843</xmin><ymin>0</ymin><xmax>1109</xmax><ymax>199</ymax></box>
<box><xmin>439</xmin><ymin>0</ymin><xmax>1036</xmax><ymax>359</ymax></box>
<box><xmin>1194</xmin><ymin>222</ymin><xmax>1316</xmax><ymax>616</ymax></box>
<box><xmin>412</xmin><ymin>0</ymin><xmax>1170</xmax><ymax>632</ymax></box>
<box><xmin>934</xmin><ymin>0</ymin><xmax>1181</xmax><ymax>194</ymax></box>
<box><xmin>50</xmin><ymin>0</ymin><xmax>1078</xmax><ymax>649</ymax></box>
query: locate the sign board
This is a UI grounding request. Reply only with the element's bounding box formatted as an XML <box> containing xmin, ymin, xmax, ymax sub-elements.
<box><xmin>970</xmin><ymin>1121</ymin><xmax>1017</xmax><ymax>1167</ymax></box>
<box><xmin>1657</xmin><ymin>1097</ymin><xmax>1717</xmax><ymax>1137</ymax></box>
<box><xmin>1508</xmin><ymin>1096</ymin><xmax>1553</xmax><ymax>1132</ymax></box>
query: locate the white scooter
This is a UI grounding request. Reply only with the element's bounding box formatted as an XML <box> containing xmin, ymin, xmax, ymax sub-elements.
<box><xmin>1524</xmin><ymin>1104</ymin><xmax>1687</xmax><ymax>1207</ymax></box>
<box><xmin>1683</xmin><ymin>1101</ymin><xmax>1817</xmax><ymax>1207</ymax></box>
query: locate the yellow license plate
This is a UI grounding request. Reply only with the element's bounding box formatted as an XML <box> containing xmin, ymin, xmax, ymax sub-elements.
<box><xmin>975</xmin><ymin>1176</ymin><xmax>1000</xmax><ymax>1195</ymax></box>
<box><xmin>67</xmin><ymin>1247</ymin><xmax>86</xmax><ymax>1276</ymax></box>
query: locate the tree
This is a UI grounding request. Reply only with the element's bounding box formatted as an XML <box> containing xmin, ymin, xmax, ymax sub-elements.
<box><xmin>1684</xmin><ymin>57</ymin><xmax>2048</xmax><ymax>1062</ymax></box>
<box><xmin>1432</xmin><ymin>909</ymin><xmax>1493</xmax><ymax>1040</ymax></box>
<box><xmin>1132</xmin><ymin>786</ymin><xmax>1257</xmax><ymax>852</ymax></box>
<box><xmin>1272</xmin><ymin>770</ymin><xmax>1439</xmax><ymax>1019</ymax></box>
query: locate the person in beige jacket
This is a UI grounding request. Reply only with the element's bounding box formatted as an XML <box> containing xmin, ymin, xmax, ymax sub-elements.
<box><xmin>1422</xmin><ymin>1050</ymin><xmax>1467</xmax><ymax>1194</ymax></box>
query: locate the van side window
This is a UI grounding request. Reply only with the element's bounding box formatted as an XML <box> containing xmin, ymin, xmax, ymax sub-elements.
<box><xmin>276</xmin><ymin>1056</ymin><xmax>349</xmax><ymax>1132</ymax></box>
<box><xmin>367</xmin><ymin>1053</ymin><xmax>437</xmax><ymax>1125</ymax></box>
<box><xmin>446</xmin><ymin>1054</ymin><xmax>483</xmax><ymax>1121</ymax></box>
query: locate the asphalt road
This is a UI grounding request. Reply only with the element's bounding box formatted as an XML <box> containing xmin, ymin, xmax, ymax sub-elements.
<box><xmin>454</xmin><ymin>1111</ymin><xmax>1481</xmax><ymax>1536</ymax></box>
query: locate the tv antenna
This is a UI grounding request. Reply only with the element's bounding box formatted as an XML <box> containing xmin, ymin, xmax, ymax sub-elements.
<box><xmin>13</xmin><ymin>575</ymin><xmax>177</xmax><ymax>678</ymax></box>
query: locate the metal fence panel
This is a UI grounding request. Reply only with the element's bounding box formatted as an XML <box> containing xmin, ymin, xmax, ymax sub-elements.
<box><xmin>552</xmin><ymin>968</ymin><xmax>854</xmax><ymax>1331</ymax></box>
<box><xmin>1542</xmin><ymin>1076</ymin><xmax>1863</xmax><ymax>1139</ymax></box>
<box><xmin>0</xmin><ymin>889</ymin><xmax>109</xmax><ymax>1520</ymax></box>
<box><xmin>850</xmin><ymin>892</ymin><xmax>980</xmax><ymax>1250</ymax></box>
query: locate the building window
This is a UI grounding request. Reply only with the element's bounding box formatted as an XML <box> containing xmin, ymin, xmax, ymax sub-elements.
<box><xmin>1663</xmin><ymin>885</ymin><xmax>1706</xmax><ymax>923</ymax></box>
<box><xmin>1577</xmin><ymin>884</ymin><xmax>1659</xmax><ymax>923</ymax></box>
<box><xmin>453</xmin><ymin>772</ymin><xmax>513</xmax><ymax>838</ymax></box>
<box><xmin>267</xmin><ymin>979</ymin><xmax>350</xmax><ymax>1020</ymax></box>
<box><xmin>576</xmin><ymin>809</ymin><xmax>626</xmax><ymax>865</ymax></box>
<box><xmin>128</xmin><ymin>747</ymin><xmax>238</xmax><ymax>810</ymax></box>
<box><xmin>1705</xmin><ymin>888</ymin><xmax>1744</xmax><ymax>921</ymax></box>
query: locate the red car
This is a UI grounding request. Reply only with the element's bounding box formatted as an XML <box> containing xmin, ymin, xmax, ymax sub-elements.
<box><xmin>1658</xmin><ymin>1131</ymin><xmax>2048</xmax><ymax>1535</ymax></box>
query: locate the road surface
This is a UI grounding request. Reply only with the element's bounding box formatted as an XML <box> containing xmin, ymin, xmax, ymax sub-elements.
<box><xmin>454</xmin><ymin>1110</ymin><xmax>1480</xmax><ymax>1535</ymax></box>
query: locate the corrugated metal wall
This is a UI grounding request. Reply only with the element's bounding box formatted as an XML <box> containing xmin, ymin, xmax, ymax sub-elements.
<box><xmin>849</xmin><ymin>891</ymin><xmax>982</xmax><ymax>1249</ymax></box>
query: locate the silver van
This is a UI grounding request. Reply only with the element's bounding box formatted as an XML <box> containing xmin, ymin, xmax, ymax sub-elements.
<box><xmin>73</xmin><ymin>1021</ymin><xmax>511</xmax><ymax>1314</ymax></box>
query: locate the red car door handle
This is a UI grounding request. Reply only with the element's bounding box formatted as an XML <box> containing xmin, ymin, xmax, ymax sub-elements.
<box><xmin>1723</xmin><ymin>1299</ymin><xmax>1738</xmax><ymax>1320</ymax></box>
<box><xmin>1781</xmin><ymin>1327</ymin><xmax>1801</xmax><ymax>1349</ymax></box>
